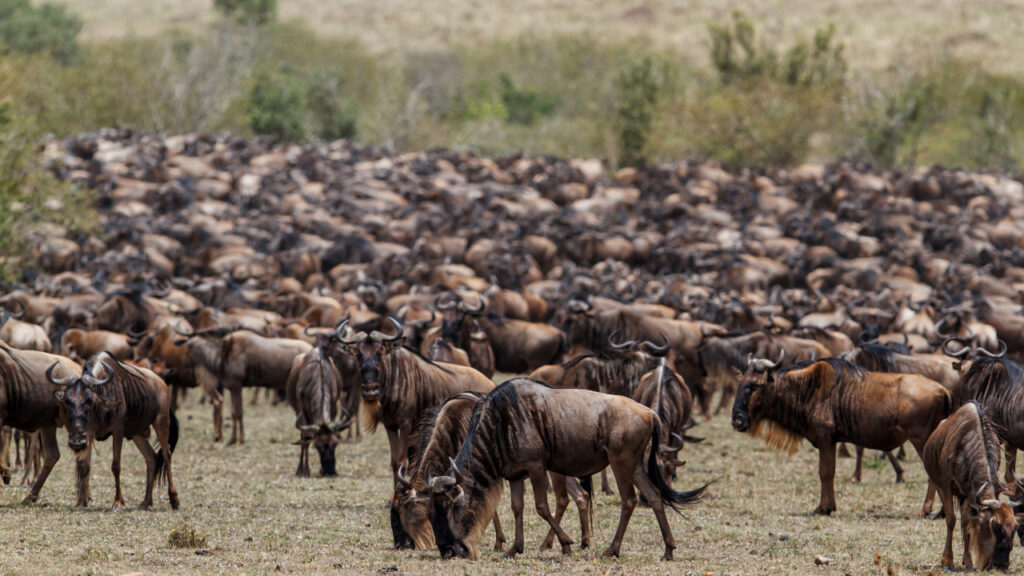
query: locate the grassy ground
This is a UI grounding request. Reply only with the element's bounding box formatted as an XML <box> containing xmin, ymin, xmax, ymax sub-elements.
<box><xmin>47</xmin><ymin>0</ymin><xmax>1024</xmax><ymax>73</ymax></box>
<box><xmin>0</xmin><ymin>383</ymin><xmax>963</xmax><ymax>576</ymax></box>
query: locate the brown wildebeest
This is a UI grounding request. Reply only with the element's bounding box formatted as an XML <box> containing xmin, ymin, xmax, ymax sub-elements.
<box><xmin>393</xmin><ymin>391</ymin><xmax>591</xmax><ymax>555</ymax></box>
<box><xmin>731</xmin><ymin>355</ymin><xmax>950</xmax><ymax>515</ymax></box>
<box><xmin>955</xmin><ymin>351</ymin><xmax>1024</xmax><ymax>487</ymax></box>
<box><xmin>286</xmin><ymin>342</ymin><xmax>352</xmax><ymax>477</ymax></box>
<box><xmin>336</xmin><ymin>317</ymin><xmax>494</xmax><ymax>489</ymax></box>
<box><xmin>426</xmin><ymin>378</ymin><xmax>708</xmax><ymax>561</ymax></box>
<box><xmin>923</xmin><ymin>402</ymin><xmax>1019</xmax><ymax>571</ymax></box>
<box><xmin>47</xmin><ymin>352</ymin><xmax>179</xmax><ymax>509</ymax></box>
<box><xmin>460</xmin><ymin>300</ymin><xmax>563</xmax><ymax>373</ymax></box>
<box><xmin>58</xmin><ymin>328</ymin><xmax>137</xmax><ymax>363</ymax></box>
<box><xmin>633</xmin><ymin>351</ymin><xmax>695</xmax><ymax>485</ymax></box>
<box><xmin>0</xmin><ymin>344</ymin><xmax>81</xmax><ymax>503</ymax></box>
<box><xmin>173</xmin><ymin>327</ymin><xmax>312</xmax><ymax>443</ymax></box>
<box><xmin>0</xmin><ymin>300</ymin><xmax>51</xmax><ymax>351</ymax></box>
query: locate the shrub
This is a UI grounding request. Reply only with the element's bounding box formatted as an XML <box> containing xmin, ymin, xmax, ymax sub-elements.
<box><xmin>0</xmin><ymin>0</ymin><xmax>82</xmax><ymax>64</ymax></box>
<box><xmin>615</xmin><ymin>56</ymin><xmax>661</xmax><ymax>168</ymax></box>
<box><xmin>246</xmin><ymin>67</ymin><xmax>307</xmax><ymax>141</ymax></box>
<box><xmin>214</xmin><ymin>0</ymin><xmax>276</xmax><ymax>25</ymax></box>
<box><xmin>498</xmin><ymin>73</ymin><xmax>559</xmax><ymax>126</ymax></box>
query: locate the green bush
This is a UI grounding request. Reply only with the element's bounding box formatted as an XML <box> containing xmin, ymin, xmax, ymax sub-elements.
<box><xmin>0</xmin><ymin>0</ymin><xmax>82</xmax><ymax>64</ymax></box>
<box><xmin>616</xmin><ymin>56</ymin><xmax>661</xmax><ymax>168</ymax></box>
<box><xmin>246</xmin><ymin>67</ymin><xmax>307</xmax><ymax>141</ymax></box>
<box><xmin>498</xmin><ymin>73</ymin><xmax>559</xmax><ymax>126</ymax></box>
<box><xmin>214</xmin><ymin>0</ymin><xmax>276</xmax><ymax>24</ymax></box>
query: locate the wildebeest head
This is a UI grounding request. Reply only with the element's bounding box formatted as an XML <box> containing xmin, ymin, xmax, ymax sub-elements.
<box><xmin>394</xmin><ymin>464</ymin><xmax>435</xmax><ymax>550</ymax></box>
<box><xmin>731</xmin><ymin>350</ymin><xmax>784</xmax><ymax>433</ymax></box>
<box><xmin>47</xmin><ymin>356</ymin><xmax>117</xmax><ymax>455</ymax></box>
<box><xmin>298</xmin><ymin>416</ymin><xmax>351</xmax><ymax>477</ymax></box>
<box><xmin>426</xmin><ymin>458</ymin><xmax>476</xmax><ymax>559</ymax></box>
<box><xmin>560</xmin><ymin>293</ymin><xmax>594</xmax><ymax>349</ymax></box>
<box><xmin>337</xmin><ymin>316</ymin><xmax>404</xmax><ymax>401</ymax></box>
<box><xmin>964</xmin><ymin>485</ymin><xmax>1018</xmax><ymax>571</ymax></box>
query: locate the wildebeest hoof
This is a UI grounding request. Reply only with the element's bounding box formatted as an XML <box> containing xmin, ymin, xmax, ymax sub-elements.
<box><xmin>137</xmin><ymin>502</ymin><xmax>151</xmax><ymax>511</ymax></box>
<box><xmin>813</xmin><ymin>506</ymin><xmax>834</xmax><ymax>515</ymax></box>
<box><xmin>560</xmin><ymin>543</ymin><xmax>572</xmax><ymax>555</ymax></box>
<box><xmin>19</xmin><ymin>495</ymin><xmax>37</xmax><ymax>505</ymax></box>
<box><xmin>849</xmin><ymin>475</ymin><xmax>861</xmax><ymax>483</ymax></box>
<box><xmin>894</xmin><ymin>475</ymin><xmax>904</xmax><ymax>483</ymax></box>
<box><xmin>502</xmin><ymin>546</ymin><xmax>522</xmax><ymax>558</ymax></box>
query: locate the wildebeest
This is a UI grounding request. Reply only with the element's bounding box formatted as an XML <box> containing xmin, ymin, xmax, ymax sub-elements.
<box><xmin>923</xmin><ymin>402</ymin><xmax>1018</xmax><ymax>570</ymax></box>
<box><xmin>459</xmin><ymin>300</ymin><xmax>563</xmax><ymax>373</ymax></box>
<box><xmin>58</xmin><ymin>328</ymin><xmax>137</xmax><ymax>363</ymax></box>
<box><xmin>731</xmin><ymin>355</ymin><xmax>950</xmax><ymax>515</ymax></box>
<box><xmin>957</xmin><ymin>354</ymin><xmax>1024</xmax><ymax>483</ymax></box>
<box><xmin>173</xmin><ymin>327</ymin><xmax>312</xmax><ymax>443</ymax></box>
<box><xmin>394</xmin><ymin>391</ymin><xmax>591</xmax><ymax>555</ymax></box>
<box><xmin>47</xmin><ymin>351</ymin><xmax>179</xmax><ymax>509</ymax></box>
<box><xmin>426</xmin><ymin>378</ymin><xmax>707</xmax><ymax>560</ymax></box>
<box><xmin>336</xmin><ymin>317</ymin><xmax>494</xmax><ymax>487</ymax></box>
<box><xmin>286</xmin><ymin>342</ymin><xmax>352</xmax><ymax>477</ymax></box>
<box><xmin>633</xmin><ymin>352</ymin><xmax>695</xmax><ymax>484</ymax></box>
<box><xmin>0</xmin><ymin>344</ymin><xmax>82</xmax><ymax>503</ymax></box>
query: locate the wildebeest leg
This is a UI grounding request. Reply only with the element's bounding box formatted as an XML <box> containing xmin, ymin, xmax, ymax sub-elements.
<box><xmin>960</xmin><ymin>500</ymin><xmax>974</xmax><ymax>569</ymax></box>
<box><xmin>601</xmin><ymin>461</ymin><xmax>638</xmax><ymax>558</ymax></box>
<box><xmin>197</xmin><ymin>367</ymin><xmax>223</xmax><ymax>441</ymax></box>
<box><xmin>938</xmin><ymin>486</ymin><xmax>956</xmax><ymax>568</ymax></box>
<box><xmin>111</xmin><ymin>433</ymin><xmax>126</xmax><ymax>509</ymax></box>
<box><xmin>385</xmin><ymin>427</ymin><xmax>406</xmax><ymax>486</ymax></box>
<box><xmin>153</xmin><ymin>413</ymin><xmax>179</xmax><ymax>510</ymax></box>
<box><xmin>896</xmin><ymin>443</ymin><xmax>906</xmax><ymax>460</ymax></box>
<box><xmin>633</xmin><ymin>462</ymin><xmax>677</xmax><ymax>560</ymax></box>
<box><xmin>837</xmin><ymin>442</ymin><xmax>851</xmax><ymax>458</ymax></box>
<box><xmin>814</xmin><ymin>442</ymin><xmax>837</xmax><ymax>515</ymax></box>
<box><xmin>566</xmin><ymin>476</ymin><xmax>591</xmax><ymax>548</ymax></box>
<box><xmin>296</xmin><ymin>439</ymin><xmax>310</xmax><ymax>477</ymax></box>
<box><xmin>540</xmin><ymin>472</ymin><xmax>572</xmax><ymax>551</ymax></box>
<box><xmin>851</xmin><ymin>446</ymin><xmax>864</xmax><ymax>483</ymax></box>
<box><xmin>24</xmin><ymin>426</ymin><xmax>59</xmax><ymax>504</ymax></box>
<box><xmin>75</xmin><ymin>449</ymin><xmax>91</xmax><ymax>507</ymax></box>
<box><xmin>23</xmin><ymin>432</ymin><xmax>40</xmax><ymax>488</ymax></box>
<box><xmin>528</xmin><ymin>468</ymin><xmax>574</xmax><ymax>554</ymax></box>
<box><xmin>504</xmin><ymin>478</ymin><xmax>525</xmax><ymax>558</ymax></box>
<box><xmin>1005</xmin><ymin>444</ymin><xmax>1017</xmax><ymax>484</ymax></box>
<box><xmin>228</xmin><ymin>387</ymin><xmax>244</xmax><ymax>445</ymax></box>
<box><xmin>714</xmin><ymin>380</ymin><xmax>735</xmax><ymax>416</ymax></box>
<box><xmin>490</xmin><ymin>512</ymin><xmax>506</xmax><ymax>552</ymax></box>
<box><xmin>600</xmin><ymin>468</ymin><xmax>614</xmax><ymax>495</ymax></box>
<box><xmin>885</xmin><ymin>451</ymin><xmax>904</xmax><ymax>483</ymax></box>
<box><xmin>249</xmin><ymin>388</ymin><xmax>260</xmax><ymax>406</ymax></box>
<box><xmin>908</xmin><ymin>440</ymin><xmax>938</xmax><ymax>517</ymax></box>
<box><xmin>132</xmin><ymin>435</ymin><xmax>156</xmax><ymax>510</ymax></box>
<box><xmin>0</xmin><ymin>426</ymin><xmax>11</xmax><ymax>485</ymax></box>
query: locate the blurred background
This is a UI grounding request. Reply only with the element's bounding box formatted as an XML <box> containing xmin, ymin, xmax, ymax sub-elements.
<box><xmin>1</xmin><ymin>0</ymin><xmax>1022</xmax><ymax>173</ymax></box>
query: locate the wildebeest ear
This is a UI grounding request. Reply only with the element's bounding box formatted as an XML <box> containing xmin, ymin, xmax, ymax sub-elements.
<box><xmin>54</xmin><ymin>390</ymin><xmax>64</xmax><ymax>402</ymax></box>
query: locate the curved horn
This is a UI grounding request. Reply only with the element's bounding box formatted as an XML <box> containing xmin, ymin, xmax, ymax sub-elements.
<box><xmin>10</xmin><ymin>297</ymin><xmax>26</xmax><ymax>319</ymax></box>
<box><xmin>977</xmin><ymin>339</ymin><xmax>1008</xmax><ymax>359</ymax></box>
<box><xmin>83</xmin><ymin>357</ymin><xmax>113</xmax><ymax>387</ymax></box>
<box><xmin>608</xmin><ymin>330</ymin><xmax>636</xmax><ymax>350</ymax></box>
<box><xmin>934</xmin><ymin>318</ymin><xmax>950</xmax><ymax>337</ymax></box>
<box><xmin>334</xmin><ymin>319</ymin><xmax>366</xmax><ymax>345</ymax></box>
<box><xmin>659</xmin><ymin>432</ymin><xmax>685</xmax><ymax>453</ymax></box>
<box><xmin>434</xmin><ymin>293</ymin><xmax>456</xmax><ymax>311</ymax></box>
<box><xmin>172</xmin><ymin>322</ymin><xmax>194</xmax><ymax>338</ymax></box>
<box><xmin>941</xmin><ymin>337</ymin><xmax>971</xmax><ymax>359</ymax></box>
<box><xmin>460</xmin><ymin>297</ymin><xmax>484</xmax><ymax>315</ymax></box>
<box><xmin>751</xmin><ymin>349</ymin><xmax>785</xmax><ymax>372</ymax></box>
<box><xmin>46</xmin><ymin>361</ymin><xmax>76</xmax><ymax>387</ymax></box>
<box><xmin>448</xmin><ymin>457</ymin><xmax>464</xmax><ymax>483</ymax></box>
<box><xmin>641</xmin><ymin>332</ymin><xmax>670</xmax><ymax>354</ymax></box>
<box><xmin>370</xmin><ymin>316</ymin><xmax>403</xmax><ymax>343</ymax></box>
<box><xmin>397</xmin><ymin>464</ymin><xmax>412</xmax><ymax>489</ymax></box>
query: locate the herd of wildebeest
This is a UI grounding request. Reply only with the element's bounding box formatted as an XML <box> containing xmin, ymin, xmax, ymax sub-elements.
<box><xmin>5</xmin><ymin>129</ymin><xmax>1024</xmax><ymax>569</ymax></box>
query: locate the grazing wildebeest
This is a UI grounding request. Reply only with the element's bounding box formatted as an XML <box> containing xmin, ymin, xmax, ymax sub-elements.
<box><xmin>957</xmin><ymin>351</ymin><xmax>1024</xmax><ymax>485</ymax></box>
<box><xmin>336</xmin><ymin>317</ymin><xmax>494</xmax><ymax>488</ymax></box>
<box><xmin>0</xmin><ymin>344</ymin><xmax>81</xmax><ymax>503</ymax></box>
<box><xmin>173</xmin><ymin>327</ymin><xmax>312</xmax><ymax>443</ymax></box>
<box><xmin>47</xmin><ymin>351</ymin><xmax>179</xmax><ymax>509</ymax></box>
<box><xmin>286</xmin><ymin>342</ymin><xmax>352</xmax><ymax>477</ymax></box>
<box><xmin>394</xmin><ymin>391</ymin><xmax>591</xmax><ymax>555</ymax></box>
<box><xmin>426</xmin><ymin>378</ymin><xmax>707</xmax><ymax>561</ymax></box>
<box><xmin>731</xmin><ymin>355</ymin><xmax>950</xmax><ymax>515</ymax></box>
<box><xmin>633</xmin><ymin>352</ymin><xmax>695</xmax><ymax>485</ymax></box>
<box><xmin>459</xmin><ymin>299</ymin><xmax>564</xmax><ymax>373</ymax></box>
<box><xmin>923</xmin><ymin>402</ymin><xmax>1018</xmax><ymax>571</ymax></box>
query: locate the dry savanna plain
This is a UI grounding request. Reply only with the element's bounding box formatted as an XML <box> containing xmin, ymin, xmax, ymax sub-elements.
<box><xmin>0</xmin><ymin>381</ymin><xmax>957</xmax><ymax>575</ymax></box>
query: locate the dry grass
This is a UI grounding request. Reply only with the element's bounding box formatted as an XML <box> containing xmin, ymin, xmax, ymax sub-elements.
<box><xmin>0</xmin><ymin>383</ymin><xmax>966</xmax><ymax>575</ymax></box>
<box><xmin>48</xmin><ymin>0</ymin><xmax>1024</xmax><ymax>73</ymax></box>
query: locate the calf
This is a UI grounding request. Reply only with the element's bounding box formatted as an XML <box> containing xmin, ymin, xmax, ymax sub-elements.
<box><xmin>286</xmin><ymin>344</ymin><xmax>351</xmax><ymax>477</ymax></box>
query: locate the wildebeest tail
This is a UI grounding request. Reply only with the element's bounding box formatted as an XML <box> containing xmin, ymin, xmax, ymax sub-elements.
<box><xmin>154</xmin><ymin>409</ymin><xmax>179</xmax><ymax>482</ymax></box>
<box><xmin>647</xmin><ymin>421</ymin><xmax>708</xmax><ymax>512</ymax></box>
